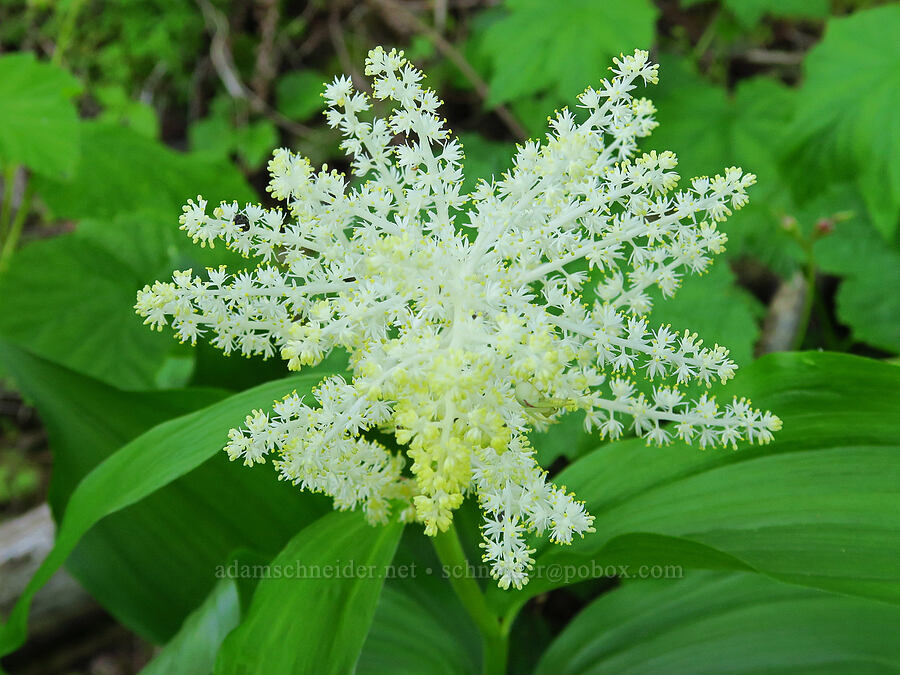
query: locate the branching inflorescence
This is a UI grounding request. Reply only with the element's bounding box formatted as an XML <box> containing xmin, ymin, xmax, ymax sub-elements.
<box><xmin>136</xmin><ymin>47</ymin><xmax>780</xmax><ymax>590</ymax></box>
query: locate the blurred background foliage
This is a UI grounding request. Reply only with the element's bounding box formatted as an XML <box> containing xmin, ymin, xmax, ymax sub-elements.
<box><xmin>0</xmin><ymin>0</ymin><xmax>898</xmax><ymax>671</ymax></box>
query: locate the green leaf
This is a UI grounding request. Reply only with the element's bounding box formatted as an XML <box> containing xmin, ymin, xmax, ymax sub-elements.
<box><xmin>357</xmin><ymin>530</ymin><xmax>482</xmax><ymax>675</ymax></box>
<box><xmin>814</xmin><ymin>215</ymin><xmax>900</xmax><ymax>354</ymax></box>
<box><xmin>33</xmin><ymin>120</ymin><xmax>255</xmax><ymax>221</ymax></box>
<box><xmin>94</xmin><ymin>84</ymin><xmax>160</xmax><ymax>139</ymax></box>
<box><xmin>190</xmin><ymin>114</ymin><xmax>236</xmax><ymax>161</ymax></box>
<box><xmin>0</xmin><ymin>339</ymin><xmax>226</xmax><ymax>511</ymax></box>
<box><xmin>141</xmin><ymin>579</ymin><xmax>240</xmax><ymax>675</ymax></box>
<box><xmin>480</xmin><ymin>0</ymin><xmax>658</xmax><ymax>105</ymax></box>
<box><xmin>0</xmin><ymin>372</ymin><xmax>326</xmax><ymax>656</ymax></box>
<box><xmin>215</xmin><ymin>511</ymin><xmax>403</xmax><ymax>675</ymax></box>
<box><xmin>787</xmin><ymin>5</ymin><xmax>900</xmax><ymax>238</ymax></box>
<box><xmin>536</xmin><ymin>571</ymin><xmax>900</xmax><ymax>674</ymax></box>
<box><xmin>0</xmin><ymin>210</ymin><xmax>244</xmax><ymax>389</ymax></box>
<box><xmin>0</xmin><ymin>53</ymin><xmax>81</xmax><ymax>179</ymax></box>
<box><xmin>276</xmin><ymin>70</ymin><xmax>325</xmax><ymax>121</ymax></box>
<box><xmin>487</xmin><ymin>352</ymin><xmax>900</xmax><ymax>613</ymax></box>
<box><xmin>234</xmin><ymin>119</ymin><xmax>278</xmax><ymax>169</ymax></box>
<box><xmin>358</xmin><ymin>585</ymin><xmax>480</xmax><ymax>675</ymax></box>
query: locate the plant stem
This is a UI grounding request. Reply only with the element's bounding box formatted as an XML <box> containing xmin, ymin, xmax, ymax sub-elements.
<box><xmin>791</xmin><ymin>244</ymin><xmax>817</xmax><ymax>351</ymax></box>
<box><xmin>0</xmin><ymin>180</ymin><xmax>34</xmax><ymax>274</ymax></box>
<box><xmin>432</xmin><ymin>523</ymin><xmax>509</xmax><ymax>675</ymax></box>
<box><xmin>0</xmin><ymin>164</ymin><xmax>15</xmax><ymax>239</ymax></box>
<box><xmin>52</xmin><ymin>0</ymin><xmax>87</xmax><ymax>66</ymax></box>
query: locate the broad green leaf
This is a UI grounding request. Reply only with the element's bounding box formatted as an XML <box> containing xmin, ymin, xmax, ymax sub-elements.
<box><xmin>480</xmin><ymin>0</ymin><xmax>658</xmax><ymax>106</ymax></box>
<box><xmin>0</xmin><ymin>53</ymin><xmax>81</xmax><ymax>179</ymax></box>
<box><xmin>0</xmin><ymin>339</ymin><xmax>226</xmax><ymax>511</ymax></box>
<box><xmin>358</xmin><ymin>586</ymin><xmax>480</xmax><ymax>675</ymax></box>
<box><xmin>357</xmin><ymin>530</ymin><xmax>482</xmax><ymax>675</ymax></box>
<box><xmin>787</xmin><ymin>5</ymin><xmax>900</xmax><ymax>237</ymax></box>
<box><xmin>0</xmin><ymin>210</ymin><xmax>244</xmax><ymax>389</ymax></box>
<box><xmin>276</xmin><ymin>70</ymin><xmax>325</xmax><ymax>121</ymax></box>
<box><xmin>33</xmin><ymin>120</ymin><xmax>254</xmax><ymax>221</ymax></box>
<box><xmin>215</xmin><ymin>511</ymin><xmax>403</xmax><ymax>675</ymax></box>
<box><xmin>0</xmin><ymin>372</ymin><xmax>326</xmax><ymax>656</ymax></box>
<box><xmin>536</xmin><ymin>571</ymin><xmax>900</xmax><ymax>674</ymax></box>
<box><xmin>190</xmin><ymin>114</ymin><xmax>235</xmax><ymax>161</ymax></box>
<box><xmin>815</xmin><ymin>215</ymin><xmax>900</xmax><ymax>354</ymax></box>
<box><xmin>487</xmin><ymin>352</ymin><xmax>900</xmax><ymax>613</ymax></box>
<box><xmin>141</xmin><ymin>579</ymin><xmax>240</xmax><ymax>675</ymax></box>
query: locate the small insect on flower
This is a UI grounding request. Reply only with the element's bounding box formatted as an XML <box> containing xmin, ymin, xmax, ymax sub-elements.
<box><xmin>135</xmin><ymin>47</ymin><xmax>780</xmax><ymax>590</ymax></box>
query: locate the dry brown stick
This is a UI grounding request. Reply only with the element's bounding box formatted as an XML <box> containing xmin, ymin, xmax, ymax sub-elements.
<box><xmin>195</xmin><ymin>0</ymin><xmax>312</xmax><ymax>137</ymax></box>
<box><xmin>740</xmin><ymin>48</ymin><xmax>805</xmax><ymax>66</ymax></box>
<box><xmin>368</xmin><ymin>0</ymin><xmax>528</xmax><ymax>140</ymax></box>
<box><xmin>251</xmin><ymin>0</ymin><xmax>282</xmax><ymax>101</ymax></box>
<box><xmin>329</xmin><ymin>4</ymin><xmax>367</xmax><ymax>91</ymax></box>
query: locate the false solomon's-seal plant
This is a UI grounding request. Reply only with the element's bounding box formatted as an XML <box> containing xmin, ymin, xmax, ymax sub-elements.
<box><xmin>136</xmin><ymin>47</ymin><xmax>780</xmax><ymax>591</ymax></box>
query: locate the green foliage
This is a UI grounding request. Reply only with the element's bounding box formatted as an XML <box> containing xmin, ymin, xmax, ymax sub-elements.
<box><xmin>189</xmin><ymin>96</ymin><xmax>280</xmax><ymax>171</ymax></box>
<box><xmin>276</xmin><ymin>70</ymin><xmax>326</xmax><ymax>121</ymax></box>
<box><xmin>141</xmin><ymin>579</ymin><xmax>241</xmax><ymax>675</ymax></box>
<box><xmin>536</xmin><ymin>571</ymin><xmax>900</xmax><ymax>673</ymax></box>
<box><xmin>34</xmin><ymin>121</ymin><xmax>255</xmax><ymax>222</ymax></box>
<box><xmin>215</xmin><ymin>512</ymin><xmax>403</xmax><ymax>675</ymax></box>
<box><xmin>0</xmin><ymin>212</ymin><xmax>205</xmax><ymax>389</ymax></box>
<box><xmin>0</xmin><ymin>121</ymin><xmax>257</xmax><ymax>390</ymax></box>
<box><xmin>479</xmin><ymin>0</ymin><xmax>658</xmax><ymax>106</ymax></box>
<box><xmin>815</xmin><ymin>215</ymin><xmax>900</xmax><ymax>353</ymax></box>
<box><xmin>0</xmin><ymin>366</ymin><xmax>327</xmax><ymax>653</ymax></box>
<box><xmin>93</xmin><ymin>84</ymin><xmax>159</xmax><ymax>138</ymax></box>
<box><xmin>0</xmin><ymin>52</ymin><xmax>81</xmax><ymax>178</ymax></box>
<box><xmin>787</xmin><ymin>5</ymin><xmax>900</xmax><ymax>238</ymax></box>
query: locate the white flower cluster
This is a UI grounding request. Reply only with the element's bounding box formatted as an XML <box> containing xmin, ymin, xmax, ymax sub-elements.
<box><xmin>136</xmin><ymin>47</ymin><xmax>780</xmax><ymax>590</ymax></box>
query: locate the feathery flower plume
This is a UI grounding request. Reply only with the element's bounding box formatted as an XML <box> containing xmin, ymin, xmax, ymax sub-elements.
<box><xmin>136</xmin><ymin>47</ymin><xmax>780</xmax><ymax>589</ymax></box>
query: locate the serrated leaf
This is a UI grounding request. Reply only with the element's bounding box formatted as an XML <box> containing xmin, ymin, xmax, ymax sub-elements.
<box><xmin>0</xmin><ymin>53</ymin><xmax>81</xmax><ymax>179</ymax></box>
<box><xmin>33</xmin><ymin>120</ymin><xmax>255</xmax><ymax>221</ymax></box>
<box><xmin>814</xmin><ymin>215</ymin><xmax>900</xmax><ymax>354</ymax></box>
<box><xmin>787</xmin><ymin>5</ymin><xmax>900</xmax><ymax>238</ymax></box>
<box><xmin>536</xmin><ymin>571</ymin><xmax>900</xmax><ymax>674</ymax></box>
<box><xmin>480</xmin><ymin>0</ymin><xmax>658</xmax><ymax>106</ymax></box>
<box><xmin>215</xmin><ymin>511</ymin><xmax>403</xmax><ymax>675</ymax></box>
